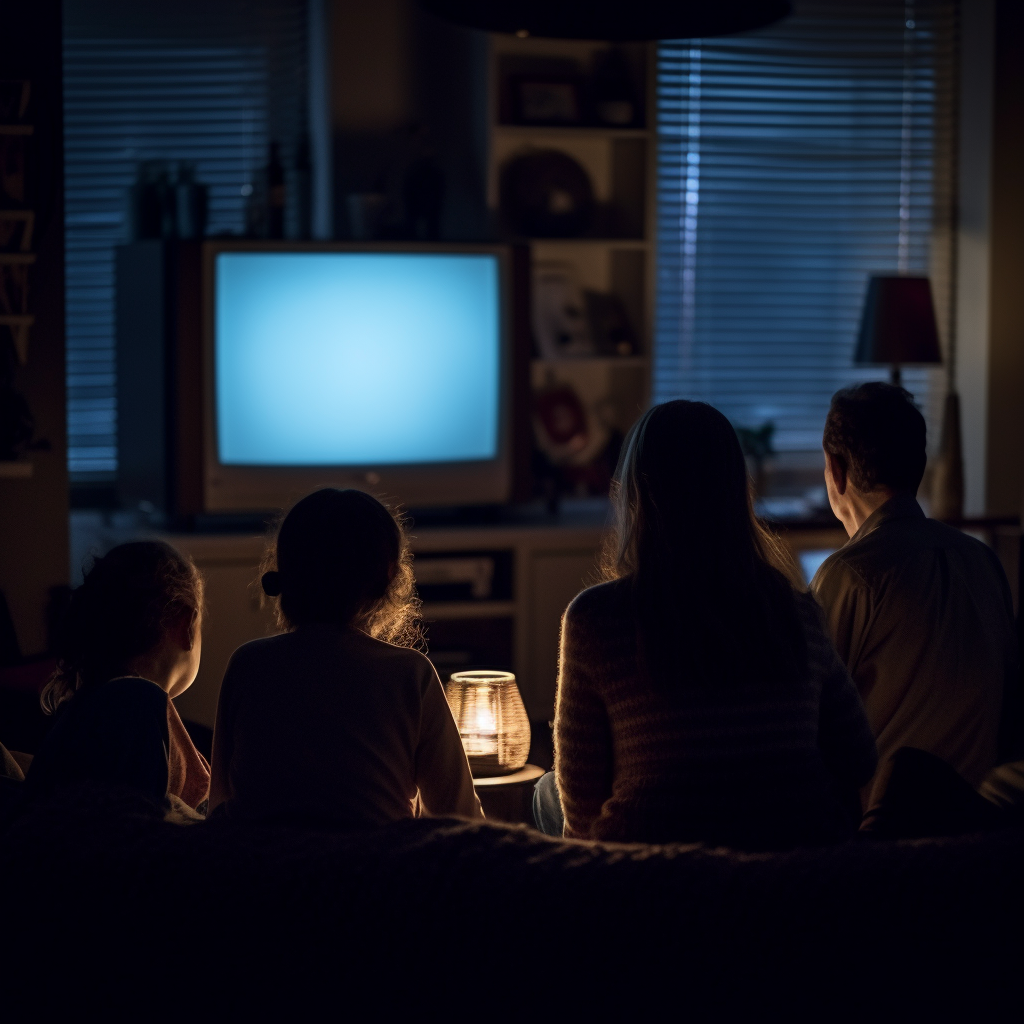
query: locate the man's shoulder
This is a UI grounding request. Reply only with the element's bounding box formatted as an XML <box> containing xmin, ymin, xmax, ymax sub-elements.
<box><xmin>814</xmin><ymin>514</ymin><xmax>1002</xmax><ymax>596</ymax></box>
<box><xmin>812</xmin><ymin>546</ymin><xmax>870</xmax><ymax>597</ymax></box>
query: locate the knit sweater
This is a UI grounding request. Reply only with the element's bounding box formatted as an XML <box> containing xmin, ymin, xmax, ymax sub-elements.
<box><xmin>554</xmin><ymin>578</ymin><xmax>877</xmax><ymax>848</ymax></box>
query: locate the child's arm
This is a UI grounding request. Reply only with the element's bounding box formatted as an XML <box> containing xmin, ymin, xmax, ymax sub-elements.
<box><xmin>207</xmin><ymin>653</ymin><xmax>239</xmax><ymax>813</ymax></box>
<box><xmin>415</xmin><ymin>672</ymin><xmax>484</xmax><ymax>820</ymax></box>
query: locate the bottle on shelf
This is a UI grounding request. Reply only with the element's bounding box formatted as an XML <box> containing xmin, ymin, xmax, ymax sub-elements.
<box><xmin>266</xmin><ymin>141</ymin><xmax>285</xmax><ymax>240</ymax></box>
<box><xmin>590</xmin><ymin>48</ymin><xmax>639</xmax><ymax>128</ymax></box>
<box><xmin>174</xmin><ymin>161</ymin><xmax>208</xmax><ymax>240</ymax></box>
<box><xmin>292</xmin><ymin>134</ymin><xmax>312</xmax><ymax>240</ymax></box>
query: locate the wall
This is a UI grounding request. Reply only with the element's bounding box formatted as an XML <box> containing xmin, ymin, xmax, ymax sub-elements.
<box><xmin>956</xmin><ymin>0</ymin><xmax>993</xmax><ymax>517</ymax></box>
<box><xmin>985</xmin><ymin>0</ymin><xmax>1024</xmax><ymax>517</ymax></box>
<box><xmin>0</xmin><ymin>1</ymin><xmax>70</xmax><ymax>658</ymax></box>
<box><xmin>328</xmin><ymin>0</ymin><xmax>489</xmax><ymax>240</ymax></box>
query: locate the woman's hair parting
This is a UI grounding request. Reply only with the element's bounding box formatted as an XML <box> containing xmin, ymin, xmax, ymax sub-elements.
<box><xmin>602</xmin><ymin>400</ymin><xmax>807</xmax><ymax>689</ymax></box>
<box><xmin>42</xmin><ymin>540</ymin><xmax>204</xmax><ymax>713</ymax></box>
<box><xmin>260</xmin><ymin>488</ymin><xmax>422</xmax><ymax>648</ymax></box>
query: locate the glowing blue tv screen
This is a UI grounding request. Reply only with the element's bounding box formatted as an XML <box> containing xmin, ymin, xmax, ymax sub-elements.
<box><xmin>214</xmin><ymin>252</ymin><xmax>502</xmax><ymax>466</ymax></box>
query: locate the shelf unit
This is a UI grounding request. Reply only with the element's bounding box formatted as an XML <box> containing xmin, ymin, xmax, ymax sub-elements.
<box><xmin>419</xmin><ymin>600</ymin><xmax>517</xmax><ymax>621</ymax></box>
<box><xmin>486</xmin><ymin>35</ymin><xmax>656</xmax><ymax>481</ymax></box>
<box><xmin>1</xmin><ymin>117</ymin><xmax>36</xmax><ymax>371</ymax></box>
<box><xmin>1</xmin><ymin>105</ymin><xmax>37</xmax><ymax>473</ymax></box>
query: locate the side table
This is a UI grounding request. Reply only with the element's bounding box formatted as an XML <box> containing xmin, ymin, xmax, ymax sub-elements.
<box><xmin>473</xmin><ymin>764</ymin><xmax>545</xmax><ymax>826</ymax></box>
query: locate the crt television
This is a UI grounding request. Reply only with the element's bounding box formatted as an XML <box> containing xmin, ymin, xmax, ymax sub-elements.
<box><xmin>203</xmin><ymin>242</ymin><xmax>516</xmax><ymax>513</ymax></box>
<box><xmin>116</xmin><ymin>240</ymin><xmax>526</xmax><ymax>520</ymax></box>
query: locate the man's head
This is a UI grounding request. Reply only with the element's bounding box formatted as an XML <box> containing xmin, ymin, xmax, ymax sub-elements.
<box><xmin>822</xmin><ymin>383</ymin><xmax>926</xmax><ymax>536</ymax></box>
<box><xmin>823</xmin><ymin>382</ymin><xmax>926</xmax><ymax>495</ymax></box>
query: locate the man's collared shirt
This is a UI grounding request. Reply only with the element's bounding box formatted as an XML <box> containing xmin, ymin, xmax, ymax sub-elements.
<box><xmin>811</xmin><ymin>493</ymin><xmax>1017</xmax><ymax>807</ymax></box>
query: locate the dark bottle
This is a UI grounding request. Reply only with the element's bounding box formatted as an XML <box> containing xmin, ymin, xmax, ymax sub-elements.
<box><xmin>293</xmin><ymin>134</ymin><xmax>312</xmax><ymax>240</ymax></box>
<box><xmin>591</xmin><ymin>48</ymin><xmax>638</xmax><ymax>127</ymax></box>
<box><xmin>404</xmin><ymin>157</ymin><xmax>444</xmax><ymax>240</ymax></box>
<box><xmin>266</xmin><ymin>141</ymin><xmax>285</xmax><ymax>239</ymax></box>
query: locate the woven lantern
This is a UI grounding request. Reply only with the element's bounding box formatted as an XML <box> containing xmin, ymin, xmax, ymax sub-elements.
<box><xmin>444</xmin><ymin>671</ymin><xmax>531</xmax><ymax>777</ymax></box>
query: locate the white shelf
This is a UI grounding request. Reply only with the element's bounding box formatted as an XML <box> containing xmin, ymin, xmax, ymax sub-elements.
<box><xmin>0</xmin><ymin>461</ymin><xmax>33</xmax><ymax>478</ymax></box>
<box><xmin>420</xmin><ymin>600</ymin><xmax>516</xmax><ymax>620</ymax></box>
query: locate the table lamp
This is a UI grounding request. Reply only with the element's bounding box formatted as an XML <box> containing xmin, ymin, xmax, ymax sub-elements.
<box><xmin>444</xmin><ymin>671</ymin><xmax>531</xmax><ymax>777</ymax></box>
<box><xmin>855</xmin><ymin>275</ymin><xmax>942</xmax><ymax>388</ymax></box>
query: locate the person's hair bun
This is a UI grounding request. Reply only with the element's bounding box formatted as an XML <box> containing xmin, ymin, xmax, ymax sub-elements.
<box><xmin>261</xmin><ymin>570</ymin><xmax>283</xmax><ymax>597</ymax></box>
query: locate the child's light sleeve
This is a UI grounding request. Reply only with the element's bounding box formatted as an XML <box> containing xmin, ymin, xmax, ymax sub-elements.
<box><xmin>415</xmin><ymin>671</ymin><xmax>485</xmax><ymax>820</ymax></box>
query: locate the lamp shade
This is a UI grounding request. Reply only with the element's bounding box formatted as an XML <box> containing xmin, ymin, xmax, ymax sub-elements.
<box><xmin>444</xmin><ymin>670</ymin><xmax>531</xmax><ymax>777</ymax></box>
<box><xmin>419</xmin><ymin>0</ymin><xmax>792</xmax><ymax>42</ymax></box>
<box><xmin>855</xmin><ymin>275</ymin><xmax>942</xmax><ymax>368</ymax></box>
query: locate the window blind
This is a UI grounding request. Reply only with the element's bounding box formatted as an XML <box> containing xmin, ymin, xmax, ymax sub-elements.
<box><xmin>654</xmin><ymin>0</ymin><xmax>957</xmax><ymax>453</ymax></box>
<box><xmin>63</xmin><ymin>0</ymin><xmax>307</xmax><ymax>481</ymax></box>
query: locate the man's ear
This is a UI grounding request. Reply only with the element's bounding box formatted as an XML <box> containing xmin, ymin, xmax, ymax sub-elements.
<box><xmin>824</xmin><ymin>449</ymin><xmax>849</xmax><ymax>496</ymax></box>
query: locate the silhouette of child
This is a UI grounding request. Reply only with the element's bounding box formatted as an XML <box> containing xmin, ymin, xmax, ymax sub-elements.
<box><xmin>27</xmin><ymin>541</ymin><xmax>210</xmax><ymax>812</ymax></box>
<box><xmin>209</xmin><ymin>488</ymin><xmax>482</xmax><ymax>826</ymax></box>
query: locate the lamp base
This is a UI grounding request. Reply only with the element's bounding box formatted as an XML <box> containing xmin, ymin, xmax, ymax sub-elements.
<box><xmin>472</xmin><ymin>764</ymin><xmax>545</xmax><ymax>825</ymax></box>
<box><xmin>468</xmin><ymin>753</ymin><xmax>530</xmax><ymax>778</ymax></box>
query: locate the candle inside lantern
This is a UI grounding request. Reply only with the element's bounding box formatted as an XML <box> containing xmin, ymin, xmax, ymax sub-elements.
<box><xmin>444</xmin><ymin>670</ymin><xmax>531</xmax><ymax>777</ymax></box>
<box><xmin>460</xmin><ymin>683</ymin><xmax>499</xmax><ymax>758</ymax></box>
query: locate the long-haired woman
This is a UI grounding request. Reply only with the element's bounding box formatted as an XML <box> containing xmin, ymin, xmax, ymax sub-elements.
<box><xmin>546</xmin><ymin>400</ymin><xmax>876</xmax><ymax>849</ymax></box>
<box><xmin>209</xmin><ymin>488</ymin><xmax>482</xmax><ymax>826</ymax></box>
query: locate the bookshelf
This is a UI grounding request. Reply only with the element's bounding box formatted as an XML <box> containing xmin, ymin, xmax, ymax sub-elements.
<box><xmin>486</xmin><ymin>35</ymin><xmax>656</xmax><ymax>493</ymax></box>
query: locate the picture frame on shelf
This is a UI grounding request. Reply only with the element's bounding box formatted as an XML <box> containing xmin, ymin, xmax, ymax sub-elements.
<box><xmin>511</xmin><ymin>76</ymin><xmax>583</xmax><ymax>126</ymax></box>
<box><xmin>532</xmin><ymin>262</ymin><xmax>594</xmax><ymax>359</ymax></box>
